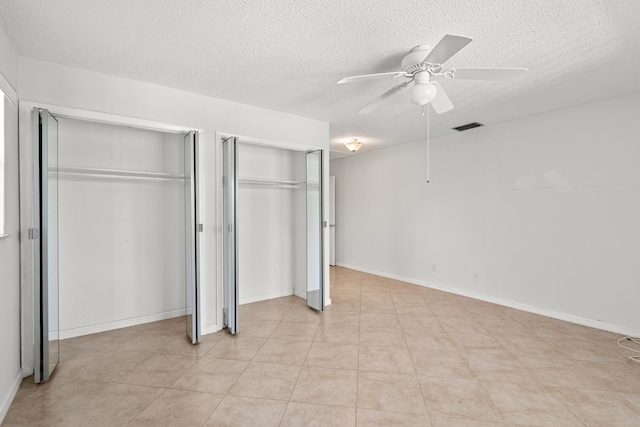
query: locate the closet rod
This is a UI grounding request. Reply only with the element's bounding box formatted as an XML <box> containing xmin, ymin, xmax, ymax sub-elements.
<box><xmin>51</xmin><ymin>166</ymin><xmax>186</xmax><ymax>183</ymax></box>
<box><xmin>239</xmin><ymin>177</ymin><xmax>303</xmax><ymax>188</ymax></box>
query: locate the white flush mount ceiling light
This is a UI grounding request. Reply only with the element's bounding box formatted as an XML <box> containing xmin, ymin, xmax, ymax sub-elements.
<box><xmin>345</xmin><ymin>138</ymin><xmax>363</xmax><ymax>152</ymax></box>
<box><xmin>408</xmin><ymin>71</ymin><xmax>437</xmax><ymax>106</ymax></box>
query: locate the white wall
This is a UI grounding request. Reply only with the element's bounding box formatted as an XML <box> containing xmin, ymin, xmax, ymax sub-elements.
<box><xmin>18</xmin><ymin>57</ymin><xmax>329</xmax><ymax>374</ymax></box>
<box><xmin>331</xmin><ymin>91</ymin><xmax>640</xmax><ymax>336</ymax></box>
<box><xmin>57</xmin><ymin>118</ymin><xmax>186</xmax><ymax>338</ymax></box>
<box><xmin>0</xmin><ymin>23</ymin><xmax>21</xmax><ymax>425</ymax></box>
<box><xmin>237</xmin><ymin>143</ymin><xmax>306</xmax><ymax>304</ymax></box>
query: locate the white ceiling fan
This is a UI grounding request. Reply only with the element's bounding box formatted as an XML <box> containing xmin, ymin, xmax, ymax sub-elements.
<box><xmin>337</xmin><ymin>34</ymin><xmax>529</xmax><ymax>114</ymax></box>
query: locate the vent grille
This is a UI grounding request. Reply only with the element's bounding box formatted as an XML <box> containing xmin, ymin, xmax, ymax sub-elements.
<box><xmin>452</xmin><ymin>122</ymin><xmax>484</xmax><ymax>132</ymax></box>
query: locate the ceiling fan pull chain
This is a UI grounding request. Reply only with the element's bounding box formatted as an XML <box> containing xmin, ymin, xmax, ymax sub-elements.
<box><xmin>427</xmin><ymin>106</ymin><xmax>430</xmax><ymax>183</ymax></box>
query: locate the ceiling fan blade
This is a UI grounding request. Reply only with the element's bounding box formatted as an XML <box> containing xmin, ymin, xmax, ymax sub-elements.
<box><xmin>359</xmin><ymin>82</ymin><xmax>409</xmax><ymax>114</ymax></box>
<box><xmin>337</xmin><ymin>71</ymin><xmax>405</xmax><ymax>84</ymax></box>
<box><xmin>430</xmin><ymin>82</ymin><xmax>454</xmax><ymax>114</ymax></box>
<box><xmin>451</xmin><ymin>67</ymin><xmax>528</xmax><ymax>81</ymax></box>
<box><xmin>422</xmin><ymin>34</ymin><xmax>473</xmax><ymax>65</ymax></box>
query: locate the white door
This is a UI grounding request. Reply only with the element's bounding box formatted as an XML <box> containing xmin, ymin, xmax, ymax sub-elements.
<box><xmin>329</xmin><ymin>176</ymin><xmax>336</xmax><ymax>266</ymax></box>
<box><xmin>222</xmin><ymin>137</ymin><xmax>239</xmax><ymax>334</ymax></box>
<box><xmin>184</xmin><ymin>131</ymin><xmax>201</xmax><ymax>344</ymax></box>
<box><xmin>306</xmin><ymin>150</ymin><xmax>324</xmax><ymax>312</ymax></box>
<box><xmin>33</xmin><ymin>108</ymin><xmax>60</xmax><ymax>383</ymax></box>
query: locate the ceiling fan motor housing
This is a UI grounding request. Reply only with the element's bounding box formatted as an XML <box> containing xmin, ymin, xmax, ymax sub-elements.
<box><xmin>401</xmin><ymin>45</ymin><xmax>432</xmax><ymax>72</ymax></box>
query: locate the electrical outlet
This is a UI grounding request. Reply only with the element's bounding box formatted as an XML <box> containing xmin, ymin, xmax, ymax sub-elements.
<box><xmin>431</xmin><ymin>264</ymin><xmax>437</xmax><ymax>273</ymax></box>
<box><xmin>473</xmin><ymin>272</ymin><xmax>479</xmax><ymax>281</ymax></box>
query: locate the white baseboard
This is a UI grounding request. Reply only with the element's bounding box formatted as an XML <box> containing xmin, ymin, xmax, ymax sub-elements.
<box><xmin>59</xmin><ymin>309</ymin><xmax>187</xmax><ymax>339</ymax></box>
<box><xmin>0</xmin><ymin>369</ymin><xmax>23</xmax><ymax>425</ymax></box>
<box><xmin>337</xmin><ymin>263</ymin><xmax>640</xmax><ymax>338</ymax></box>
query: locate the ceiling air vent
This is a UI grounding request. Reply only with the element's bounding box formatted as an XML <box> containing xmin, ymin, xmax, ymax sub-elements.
<box><xmin>452</xmin><ymin>122</ymin><xmax>484</xmax><ymax>132</ymax></box>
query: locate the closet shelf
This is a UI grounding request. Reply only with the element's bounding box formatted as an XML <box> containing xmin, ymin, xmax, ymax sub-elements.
<box><xmin>51</xmin><ymin>166</ymin><xmax>186</xmax><ymax>183</ymax></box>
<box><xmin>239</xmin><ymin>177</ymin><xmax>303</xmax><ymax>188</ymax></box>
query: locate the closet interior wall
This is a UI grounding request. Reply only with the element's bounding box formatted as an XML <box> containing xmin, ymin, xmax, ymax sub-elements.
<box><xmin>57</xmin><ymin>118</ymin><xmax>186</xmax><ymax>338</ymax></box>
<box><xmin>237</xmin><ymin>142</ymin><xmax>306</xmax><ymax>304</ymax></box>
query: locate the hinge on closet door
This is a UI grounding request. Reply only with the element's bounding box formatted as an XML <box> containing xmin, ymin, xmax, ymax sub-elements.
<box><xmin>197</xmin><ymin>224</ymin><xmax>204</xmax><ymax>233</ymax></box>
<box><xmin>28</xmin><ymin>228</ymin><xmax>40</xmax><ymax>240</ymax></box>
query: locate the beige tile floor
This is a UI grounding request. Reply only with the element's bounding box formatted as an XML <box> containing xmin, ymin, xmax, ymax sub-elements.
<box><xmin>4</xmin><ymin>267</ymin><xmax>640</xmax><ymax>426</ymax></box>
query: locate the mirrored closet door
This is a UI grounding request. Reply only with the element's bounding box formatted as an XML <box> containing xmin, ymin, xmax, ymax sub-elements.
<box><xmin>33</xmin><ymin>108</ymin><xmax>60</xmax><ymax>383</ymax></box>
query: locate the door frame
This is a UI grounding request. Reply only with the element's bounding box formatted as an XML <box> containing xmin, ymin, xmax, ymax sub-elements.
<box><xmin>214</xmin><ymin>132</ymin><xmax>331</xmax><ymax>328</ymax></box>
<box><xmin>19</xmin><ymin>101</ymin><xmax>206</xmax><ymax>376</ymax></box>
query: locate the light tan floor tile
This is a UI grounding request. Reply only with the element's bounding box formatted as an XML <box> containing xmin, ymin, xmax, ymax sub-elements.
<box><xmin>170</xmin><ymin>358</ymin><xmax>248</xmax><ymax>394</ymax></box>
<box><xmin>392</xmin><ymin>294</ymin><xmax>427</xmax><ymax>304</ymax></box>
<box><xmin>428</xmin><ymin>304</ymin><xmax>473</xmax><ymax>318</ymax></box>
<box><xmin>314</xmin><ymin>324</ymin><xmax>360</xmax><ymax>345</ymax></box>
<box><xmin>359</xmin><ymin>326</ymin><xmax>406</xmax><ymax>347</ymax></box>
<box><xmin>360</xmin><ymin>312</ymin><xmax>400</xmax><ymax>329</ymax></box>
<box><xmin>403</xmin><ymin>328</ymin><xmax>457</xmax><ymax>352</ymax></box>
<box><xmin>473</xmin><ymin>319</ymin><xmax>531</xmax><ymax>336</ymax></box>
<box><xmin>397</xmin><ymin>313</ymin><xmax>443</xmax><ymax>331</ymax></box>
<box><xmin>429</xmin><ymin>416</ymin><xmax>509</xmax><ymax>426</ymax></box>
<box><xmin>419</xmin><ymin>376</ymin><xmax>504</xmax><ymax>422</ymax></box>
<box><xmin>116</xmin><ymin>353</ymin><xmax>197</xmax><ymax>387</ymax></box>
<box><xmin>493</xmin><ymin>335</ymin><xmax>564</xmax><ymax>358</ymax></box>
<box><xmin>228</xmin><ymin>361</ymin><xmax>301</xmax><ymax>400</ymax></box>
<box><xmin>481</xmin><ymin>381</ymin><xmax>583</xmax><ymax>426</ymax></box>
<box><xmin>165</xmin><ymin>337</ymin><xmax>220</xmax><ymax>357</ymax></box>
<box><xmin>551</xmin><ymin>387</ymin><xmax>640</xmax><ymax>426</ymax></box>
<box><xmin>438</xmin><ymin>318</ymin><xmax>489</xmax><ymax>335</ymax></box>
<box><xmin>620</xmin><ymin>391</ymin><xmax>640</xmax><ymax>411</ymax></box>
<box><xmin>547</xmin><ymin>336</ymin><xmax>624</xmax><ymax>363</ymax></box>
<box><xmin>356</xmin><ymin>409</ymin><xmax>432</xmax><ymax>426</ymax></box>
<box><xmin>394</xmin><ymin>302</ymin><xmax>433</xmax><ymax>316</ymax></box>
<box><xmin>205</xmin><ymin>335</ymin><xmax>265</xmax><ymax>360</ymax></box>
<box><xmin>236</xmin><ymin>319</ymin><xmax>280</xmax><ymax>338</ymax></box>
<box><xmin>305</xmin><ymin>342</ymin><xmax>359</xmax><ymax>369</ymax></box>
<box><xmin>6</xmin><ymin>380</ymin><xmax>163</xmax><ymax>427</ymax></box>
<box><xmin>357</xmin><ymin>371</ymin><xmax>427</xmax><ymax>414</ymax></box>
<box><xmin>282</xmin><ymin>307</ymin><xmax>323</xmax><ymax>324</ymax></box>
<box><xmin>254</xmin><ymin>338</ymin><xmax>312</xmax><ymax>365</ymax></box>
<box><xmin>320</xmin><ymin>311</ymin><xmax>361</xmax><ymax>326</ymax></box>
<box><xmin>271</xmin><ymin>321</ymin><xmax>319</xmax><ymax>341</ymax></box>
<box><xmin>410</xmin><ymin>348</ymin><xmax>474</xmax><ymax>379</ymax></box>
<box><xmin>464</xmin><ymin>352</ymin><xmax>539</xmax><ymax>384</ymax></box>
<box><xmin>448</xmin><ymin>333</ymin><xmax>509</xmax><ymax>355</ymax></box>
<box><xmin>360</xmin><ymin>299</ymin><xmax>396</xmax><ymax>313</ymax></box>
<box><xmin>62</xmin><ymin>349</ymin><xmax>153</xmax><ymax>382</ymax></box>
<box><xmin>573</xmin><ymin>360</ymin><xmax>640</xmax><ymax>392</ymax></box>
<box><xmin>360</xmin><ymin>284</ymin><xmax>390</xmax><ymax>293</ymax></box>
<box><xmin>281</xmin><ymin>402</ymin><xmax>356</xmax><ymax>427</ymax></box>
<box><xmin>170</xmin><ymin>370</ymin><xmax>241</xmax><ymax>395</ymax></box>
<box><xmin>328</xmin><ymin>298</ymin><xmax>361</xmax><ymax>312</ymax></box>
<box><xmin>358</xmin><ymin>345</ymin><xmax>414</xmax><ymax>375</ymax></box>
<box><xmin>517</xmin><ymin>356</ymin><xmax>608</xmax><ymax>389</ymax></box>
<box><xmin>204</xmin><ymin>395</ymin><xmax>287</xmax><ymax>427</ymax></box>
<box><xmin>291</xmin><ymin>366</ymin><xmax>358</xmax><ymax>407</ymax></box>
<box><xmin>131</xmin><ymin>388</ymin><xmax>222</xmax><ymax>427</ymax></box>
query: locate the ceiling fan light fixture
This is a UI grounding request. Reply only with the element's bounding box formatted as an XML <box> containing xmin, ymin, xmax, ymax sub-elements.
<box><xmin>345</xmin><ymin>138</ymin><xmax>363</xmax><ymax>152</ymax></box>
<box><xmin>409</xmin><ymin>82</ymin><xmax>437</xmax><ymax>106</ymax></box>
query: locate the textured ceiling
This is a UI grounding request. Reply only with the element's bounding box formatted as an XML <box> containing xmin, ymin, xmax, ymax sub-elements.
<box><xmin>2</xmin><ymin>0</ymin><xmax>640</xmax><ymax>158</ymax></box>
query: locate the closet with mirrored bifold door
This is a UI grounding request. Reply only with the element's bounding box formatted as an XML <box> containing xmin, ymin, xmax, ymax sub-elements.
<box><xmin>31</xmin><ymin>109</ymin><xmax>201</xmax><ymax>383</ymax></box>
<box><xmin>221</xmin><ymin>137</ymin><xmax>325</xmax><ymax>334</ymax></box>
